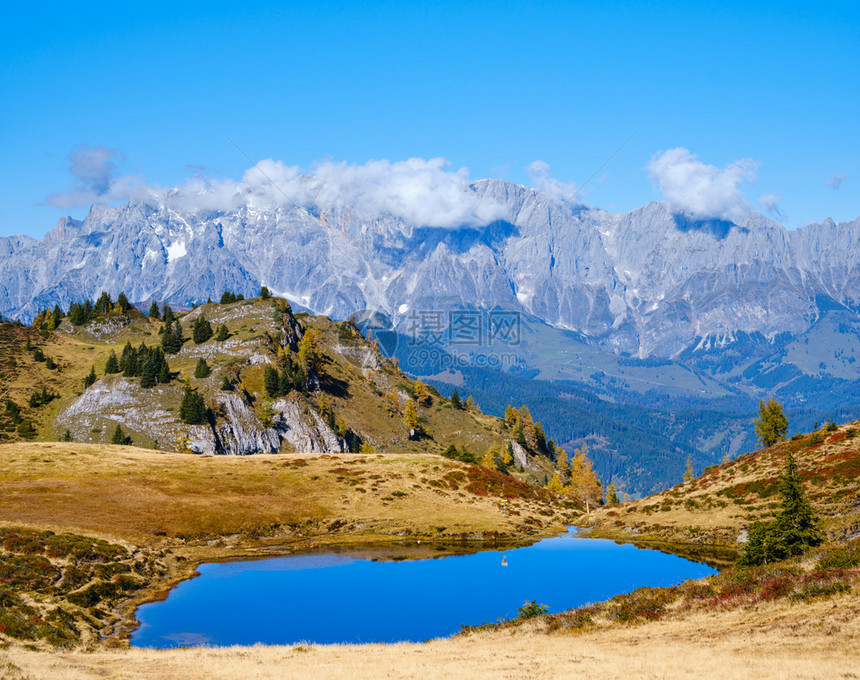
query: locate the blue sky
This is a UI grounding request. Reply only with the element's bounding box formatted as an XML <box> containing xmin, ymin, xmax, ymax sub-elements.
<box><xmin>1</xmin><ymin>0</ymin><xmax>857</xmax><ymax>238</ymax></box>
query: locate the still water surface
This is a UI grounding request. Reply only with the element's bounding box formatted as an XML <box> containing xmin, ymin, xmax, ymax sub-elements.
<box><xmin>132</xmin><ymin>529</ymin><xmax>716</xmax><ymax>648</ymax></box>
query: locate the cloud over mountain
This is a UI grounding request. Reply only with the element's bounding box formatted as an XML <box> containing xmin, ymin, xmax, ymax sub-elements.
<box><xmin>647</xmin><ymin>147</ymin><xmax>759</xmax><ymax>222</ymax></box>
<box><xmin>47</xmin><ymin>150</ymin><xmax>509</xmax><ymax>229</ymax></box>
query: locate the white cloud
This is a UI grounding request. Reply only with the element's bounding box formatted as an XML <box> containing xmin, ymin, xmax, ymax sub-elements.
<box><xmin>647</xmin><ymin>147</ymin><xmax>759</xmax><ymax>222</ymax></box>
<box><xmin>827</xmin><ymin>172</ymin><xmax>850</xmax><ymax>190</ymax></box>
<box><xmin>758</xmin><ymin>192</ymin><xmax>786</xmax><ymax>221</ymax></box>
<box><xmin>526</xmin><ymin>160</ymin><xmax>580</xmax><ymax>204</ymax></box>
<box><xmin>46</xmin><ymin>144</ymin><xmax>148</xmax><ymax>209</ymax></box>
<box><xmin>47</xmin><ymin>151</ymin><xmax>509</xmax><ymax>229</ymax></box>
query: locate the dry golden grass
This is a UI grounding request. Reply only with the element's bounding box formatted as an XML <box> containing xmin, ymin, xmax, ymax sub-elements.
<box><xmin>2</xmin><ymin>590</ymin><xmax>857</xmax><ymax>679</ymax></box>
<box><xmin>0</xmin><ymin>442</ymin><xmax>564</xmax><ymax>548</ymax></box>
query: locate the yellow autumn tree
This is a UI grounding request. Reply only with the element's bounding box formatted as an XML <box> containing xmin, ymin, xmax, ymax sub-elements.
<box><xmin>404</xmin><ymin>399</ymin><xmax>420</xmax><ymax>433</ymax></box>
<box><xmin>413</xmin><ymin>378</ymin><xmax>431</xmax><ymax>407</ymax></box>
<box><xmin>556</xmin><ymin>449</ymin><xmax>570</xmax><ymax>483</ymax></box>
<box><xmin>501</xmin><ymin>441</ymin><xmax>514</xmax><ymax>468</ymax></box>
<box><xmin>298</xmin><ymin>327</ymin><xmax>323</xmax><ymax>375</ymax></box>
<box><xmin>569</xmin><ymin>445</ymin><xmax>603</xmax><ymax>512</ymax></box>
<box><xmin>546</xmin><ymin>473</ymin><xmax>565</xmax><ymax>494</ymax></box>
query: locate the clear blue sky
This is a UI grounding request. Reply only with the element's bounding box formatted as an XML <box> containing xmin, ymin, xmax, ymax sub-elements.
<box><xmin>2</xmin><ymin>0</ymin><xmax>858</xmax><ymax>238</ymax></box>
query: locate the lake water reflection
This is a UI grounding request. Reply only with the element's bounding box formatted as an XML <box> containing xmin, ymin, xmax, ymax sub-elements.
<box><xmin>132</xmin><ymin>529</ymin><xmax>716</xmax><ymax>648</ymax></box>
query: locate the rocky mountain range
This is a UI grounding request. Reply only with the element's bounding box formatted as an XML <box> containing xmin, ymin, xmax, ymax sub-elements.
<box><xmin>2</xmin><ymin>179</ymin><xmax>858</xmax><ymax>360</ymax></box>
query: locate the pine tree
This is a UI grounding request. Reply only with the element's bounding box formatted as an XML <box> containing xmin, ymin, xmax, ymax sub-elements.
<box><xmin>162</xmin><ymin>305</ymin><xmax>175</xmax><ymax>326</ymax></box>
<box><xmin>93</xmin><ymin>292</ymin><xmax>113</xmax><ymax>315</ymax></box>
<box><xmin>110</xmin><ymin>423</ymin><xmax>130</xmax><ymax>445</ymax></box>
<box><xmin>83</xmin><ymin>365</ymin><xmax>97</xmax><ymax>389</ymax></box>
<box><xmin>215</xmin><ymin>324</ymin><xmax>229</xmax><ymax>341</ymax></box>
<box><xmin>116</xmin><ymin>292</ymin><xmax>131</xmax><ymax>313</ymax></box>
<box><xmin>776</xmin><ymin>452</ymin><xmax>823</xmax><ymax>556</ymax></box>
<box><xmin>51</xmin><ymin>304</ymin><xmax>64</xmax><ymax>329</ymax></box>
<box><xmin>504</xmin><ymin>405</ymin><xmax>517</xmax><ymax>428</ymax></box>
<box><xmin>737</xmin><ymin>452</ymin><xmax>823</xmax><ymax>566</ymax></box>
<box><xmin>179</xmin><ymin>387</ymin><xmax>207</xmax><ymax>424</ymax></box>
<box><xmin>140</xmin><ymin>355</ymin><xmax>157</xmax><ymax>388</ymax></box>
<box><xmin>104</xmin><ymin>350</ymin><xmax>120</xmax><ymax>374</ymax></box>
<box><xmin>264</xmin><ymin>365</ymin><xmax>280</xmax><ymax>398</ymax></box>
<box><xmin>220</xmin><ymin>374</ymin><xmax>233</xmax><ymax>391</ymax></box>
<box><xmin>161</xmin><ymin>320</ymin><xmax>184</xmax><ymax>354</ymax></box>
<box><xmin>192</xmin><ymin>314</ymin><xmax>213</xmax><ymax>344</ymax></box>
<box><xmin>157</xmin><ymin>356</ymin><xmax>171</xmax><ymax>384</ymax></box>
<box><xmin>450</xmin><ymin>390</ymin><xmax>462</xmax><ymax>409</ymax></box>
<box><xmin>194</xmin><ymin>358</ymin><xmax>211</xmax><ymax>379</ymax></box>
<box><xmin>754</xmin><ymin>398</ymin><xmax>789</xmax><ymax>447</ymax></box>
<box><xmin>260</xmin><ymin>286</ymin><xmax>270</xmax><ymax>299</ymax></box>
<box><xmin>148</xmin><ymin>301</ymin><xmax>161</xmax><ymax>319</ymax></box>
<box><xmin>220</xmin><ymin>291</ymin><xmax>237</xmax><ymax>304</ymax></box>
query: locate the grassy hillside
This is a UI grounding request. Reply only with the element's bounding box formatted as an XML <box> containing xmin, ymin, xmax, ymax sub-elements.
<box><xmin>580</xmin><ymin>420</ymin><xmax>860</xmax><ymax>554</ymax></box>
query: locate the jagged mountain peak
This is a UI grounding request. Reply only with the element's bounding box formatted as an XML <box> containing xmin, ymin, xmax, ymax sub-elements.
<box><xmin>1</xmin><ymin>185</ymin><xmax>858</xmax><ymax>358</ymax></box>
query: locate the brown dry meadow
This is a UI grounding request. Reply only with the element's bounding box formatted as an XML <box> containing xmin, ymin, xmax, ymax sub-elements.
<box><xmin>1</xmin><ymin>590</ymin><xmax>857</xmax><ymax>679</ymax></box>
<box><xmin>0</xmin><ymin>442</ymin><xmax>565</xmax><ymax>547</ymax></box>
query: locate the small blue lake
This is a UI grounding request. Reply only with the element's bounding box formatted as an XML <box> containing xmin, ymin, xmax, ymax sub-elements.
<box><xmin>132</xmin><ymin>529</ymin><xmax>716</xmax><ymax>648</ymax></box>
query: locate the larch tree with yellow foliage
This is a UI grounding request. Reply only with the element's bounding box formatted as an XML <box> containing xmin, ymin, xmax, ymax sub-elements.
<box><xmin>569</xmin><ymin>445</ymin><xmax>604</xmax><ymax>512</ymax></box>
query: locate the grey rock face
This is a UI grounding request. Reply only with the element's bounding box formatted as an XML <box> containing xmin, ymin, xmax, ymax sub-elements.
<box><xmin>3</xmin><ymin>181</ymin><xmax>858</xmax><ymax>357</ymax></box>
<box><xmin>55</xmin><ymin>377</ymin><xmax>345</xmax><ymax>456</ymax></box>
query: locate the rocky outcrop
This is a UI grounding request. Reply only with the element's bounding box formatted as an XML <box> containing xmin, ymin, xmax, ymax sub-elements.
<box><xmin>55</xmin><ymin>376</ymin><xmax>346</xmax><ymax>455</ymax></box>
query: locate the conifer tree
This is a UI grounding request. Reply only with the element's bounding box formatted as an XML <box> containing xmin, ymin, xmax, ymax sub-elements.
<box><xmin>264</xmin><ymin>365</ymin><xmax>280</xmax><ymax>397</ymax></box>
<box><xmin>754</xmin><ymin>398</ymin><xmax>789</xmax><ymax>447</ymax></box>
<box><xmin>157</xmin><ymin>356</ymin><xmax>171</xmax><ymax>384</ymax></box>
<box><xmin>179</xmin><ymin>386</ymin><xmax>207</xmax><ymax>424</ymax></box>
<box><xmin>215</xmin><ymin>324</ymin><xmax>229</xmax><ymax>341</ymax></box>
<box><xmin>450</xmin><ymin>390</ymin><xmax>462</xmax><ymax>409</ymax></box>
<box><xmin>194</xmin><ymin>358</ymin><xmax>211</xmax><ymax>379</ymax></box>
<box><xmin>504</xmin><ymin>405</ymin><xmax>517</xmax><ymax>428</ymax></box>
<box><xmin>116</xmin><ymin>292</ymin><xmax>132</xmax><ymax>313</ymax></box>
<box><xmin>83</xmin><ymin>365</ymin><xmax>97</xmax><ymax>389</ymax></box>
<box><xmin>93</xmin><ymin>292</ymin><xmax>113</xmax><ymax>315</ymax></box>
<box><xmin>260</xmin><ymin>286</ymin><xmax>270</xmax><ymax>299</ymax></box>
<box><xmin>110</xmin><ymin>423</ymin><xmax>130</xmax><ymax>445</ymax></box>
<box><xmin>162</xmin><ymin>305</ymin><xmax>175</xmax><ymax>326</ymax></box>
<box><xmin>140</xmin><ymin>356</ymin><xmax>157</xmax><ymax>388</ymax></box>
<box><xmin>192</xmin><ymin>314</ymin><xmax>213</xmax><ymax>344</ymax></box>
<box><xmin>737</xmin><ymin>452</ymin><xmax>823</xmax><ymax>566</ymax></box>
<box><xmin>148</xmin><ymin>301</ymin><xmax>161</xmax><ymax>319</ymax></box>
<box><xmin>104</xmin><ymin>350</ymin><xmax>120</xmax><ymax>374</ymax></box>
<box><xmin>220</xmin><ymin>374</ymin><xmax>233</xmax><ymax>391</ymax></box>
